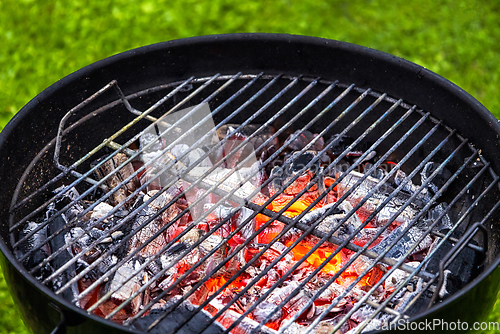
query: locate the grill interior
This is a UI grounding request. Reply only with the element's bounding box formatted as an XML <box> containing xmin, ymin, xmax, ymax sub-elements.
<box><xmin>8</xmin><ymin>73</ymin><xmax>500</xmax><ymax>334</ymax></box>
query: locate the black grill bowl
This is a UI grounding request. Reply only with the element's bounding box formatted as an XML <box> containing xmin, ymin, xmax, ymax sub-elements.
<box><xmin>1</xmin><ymin>34</ymin><xmax>500</xmax><ymax>334</ymax></box>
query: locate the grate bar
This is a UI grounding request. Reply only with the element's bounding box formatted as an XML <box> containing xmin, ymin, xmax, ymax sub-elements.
<box><xmin>38</xmin><ymin>72</ymin><xmax>283</xmax><ymax>286</ymax></box>
<box><xmin>118</xmin><ymin>82</ymin><xmax>362</xmax><ymax>325</ymax></box>
<box><xmin>15</xmin><ymin>72</ymin><xmax>236</xmax><ymax>257</ymax></box>
<box><xmin>9</xmin><ymin>76</ymin><xmax>197</xmax><ymax>233</ymax></box>
<box><xmin>395</xmin><ymin>193</ymin><xmax>500</xmax><ymax>323</ymax></box>
<box><xmin>355</xmin><ymin>166</ymin><xmax>498</xmax><ymax>334</ymax></box>
<box><xmin>311</xmin><ymin>140</ymin><xmax>478</xmax><ymax>334</ymax></box>
<box><xmin>251</xmin><ymin>118</ymin><xmax>453</xmax><ymax>334</ymax></box>
<box><xmin>11</xmin><ymin>73</ymin><xmax>499</xmax><ymax>334</ymax></box>
<box><xmin>60</xmin><ymin>74</ymin><xmax>308</xmax><ymax>298</ymax></box>
<box><xmin>84</xmin><ymin>76</ymin><xmax>324</xmax><ymax>313</ymax></box>
<box><xmin>135</xmin><ymin>91</ymin><xmax>395</xmax><ymax>331</ymax></box>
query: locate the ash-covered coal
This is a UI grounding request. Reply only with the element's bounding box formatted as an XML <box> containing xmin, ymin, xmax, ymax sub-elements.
<box><xmin>15</xmin><ymin>119</ymin><xmax>465</xmax><ymax>334</ymax></box>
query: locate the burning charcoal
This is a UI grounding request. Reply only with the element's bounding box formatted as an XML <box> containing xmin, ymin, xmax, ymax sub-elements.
<box><xmin>437</xmin><ymin>269</ymin><xmax>462</xmax><ymax>299</ymax></box>
<box><xmin>426</xmin><ymin>203</ymin><xmax>452</xmax><ymax>231</ymax></box>
<box><xmin>16</xmin><ymin>221</ymin><xmax>52</xmax><ymax>280</ymax></box>
<box><xmin>299</xmin><ymin>201</ymin><xmax>386</xmax><ymax>248</ymax></box>
<box><xmin>282</xmin><ymin>151</ymin><xmax>321</xmax><ymax>195</ymax></box>
<box><xmin>128</xmin><ymin>190</ymin><xmax>188</xmax><ymax>257</ymax></box>
<box><xmin>108</xmin><ymin>260</ymin><xmax>143</xmax><ymax>313</ymax></box>
<box><xmin>285</xmin><ymin>129</ymin><xmax>325</xmax><ymax>152</ymax></box>
<box><xmin>252</xmin><ymin>301</ymin><xmax>283</xmax><ymax>327</ymax></box>
<box><xmin>236</xmin><ymin>207</ymin><xmax>256</xmax><ymax>238</ymax></box>
<box><xmin>253</xmin><ymin>281</ymin><xmax>313</xmax><ymax>326</ymax></box>
<box><xmin>198</xmin><ymin>234</ymin><xmax>230</xmax><ymax>277</ymax></box>
<box><xmin>212</xmin><ymin>125</ymin><xmax>256</xmax><ymax>169</ymax></box>
<box><xmin>350</xmin><ymin>219</ymin><xmax>431</xmax><ymax>278</ymax></box>
<box><xmin>316</xmin><ymin>281</ymin><xmax>364</xmax><ymax>304</ymax></box>
<box><xmin>94</xmin><ymin>152</ymin><xmax>139</xmax><ymax>206</ymax></box>
<box><xmin>321</xmin><ymin>202</ymin><xmax>362</xmax><ymax>238</ymax></box>
<box><xmin>351</xmin><ymin>217</ymin><xmax>432</xmax><ymax>282</ymax></box>
<box><xmin>238</xmin><ymin>160</ymin><xmax>266</xmax><ymax>188</ymax></box>
<box><xmin>65</xmin><ymin>227</ymin><xmax>91</xmax><ymax>254</ymax></box>
<box><xmin>140</xmin><ymin>132</ymin><xmax>166</xmax><ymax>153</ymax></box>
<box><xmin>132</xmin><ymin>296</ymin><xmax>225</xmax><ymax>334</ymax></box>
<box><xmin>350</xmin><ymin>305</ymin><xmax>376</xmax><ymax>324</ymax></box>
<box><xmin>372</xmin><ymin>220</ymin><xmax>432</xmax><ymax>261</ymax></box>
<box><xmin>394</xmin><ymin>277</ymin><xmax>424</xmax><ymax>312</ymax></box>
<box><xmin>97</xmin><ymin>255</ymin><xmax>118</xmax><ymax>276</ymax></box>
<box><xmin>334</xmin><ymin>170</ymin><xmax>421</xmax><ymax>227</ymax></box>
<box><xmin>218</xmin><ymin>309</ymin><xmax>279</xmax><ymax>334</ymax></box>
<box><xmin>282</xmin><ymin>287</ymin><xmax>314</xmax><ymax>321</ymax></box>
<box><xmin>327</xmin><ymin>134</ymin><xmax>354</xmax><ymax>156</ymax></box>
<box><xmin>146</xmin><ymin>258</ymin><xmax>163</xmax><ymax>276</ymax></box>
<box><xmin>267</xmin><ymin>151</ymin><xmax>327</xmax><ymax>219</ymax></box>
<box><xmin>363</xmin><ymin>162</ymin><xmax>387</xmax><ymax>181</ymax></box>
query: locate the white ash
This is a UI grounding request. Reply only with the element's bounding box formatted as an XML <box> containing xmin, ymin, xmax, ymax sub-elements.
<box><xmin>395</xmin><ymin>278</ymin><xmax>423</xmax><ymax>312</ymax></box>
<box><xmin>203</xmin><ymin>203</ymin><xmax>234</xmax><ymax>220</ymax></box>
<box><xmin>110</xmin><ymin>261</ymin><xmax>142</xmax><ymax>301</ymax></box>
<box><xmin>236</xmin><ymin>207</ymin><xmax>257</xmax><ymax>240</ymax></box>
<box><xmin>140</xmin><ymin>132</ymin><xmax>165</xmax><ymax>153</ymax></box>
<box><xmin>53</xmin><ymin>186</ymin><xmax>85</xmax><ymax>221</ymax></box>
<box><xmin>170</xmin><ymin>144</ymin><xmax>213</xmax><ymax>168</ymax></box>
<box><xmin>439</xmin><ymin>269</ymin><xmax>453</xmax><ymax>298</ymax></box>
<box><xmin>237</xmin><ymin>160</ymin><xmax>265</xmax><ymax>188</ymax></box>
<box><xmin>187</xmin><ymin>166</ymin><xmax>257</xmax><ymax>204</ymax></box>
<box><xmin>384</xmin><ymin>261</ymin><xmax>420</xmax><ymax>291</ymax></box>
<box><xmin>90</xmin><ymin>202</ymin><xmax>114</xmax><ymax>220</ymax></box>
<box><xmin>393</xmin><ymin>169</ymin><xmax>431</xmax><ymax>202</ymax></box>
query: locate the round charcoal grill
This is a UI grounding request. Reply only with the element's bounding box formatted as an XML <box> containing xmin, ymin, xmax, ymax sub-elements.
<box><xmin>1</xmin><ymin>34</ymin><xmax>500</xmax><ymax>334</ymax></box>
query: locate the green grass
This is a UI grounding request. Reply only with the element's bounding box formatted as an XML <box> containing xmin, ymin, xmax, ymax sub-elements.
<box><xmin>1</xmin><ymin>0</ymin><xmax>499</xmax><ymax>333</ymax></box>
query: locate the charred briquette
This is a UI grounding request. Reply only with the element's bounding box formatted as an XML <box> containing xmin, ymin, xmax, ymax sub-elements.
<box><xmin>48</xmin><ymin>214</ymin><xmax>78</xmax><ymax>302</ymax></box>
<box><xmin>420</xmin><ymin>162</ymin><xmax>452</xmax><ymax>196</ymax></box>
<box><xmin>17</xmin><ymin>221</ymin><xmax>52</xmax><ymax>280</ymax></box>
<box><xmin>423</xmin><ymin>233</ymin><xmax>480</xmax><ymax>295</ymax></box>
<box><xmin>94</xmin><ymin>152</ymin><xmax>139</xmax><ymax>206</ymax></box>
<box><xmin>285</xmin><ymin>151</ymin><xmax>317</xmax><ymax>175</ymax></box>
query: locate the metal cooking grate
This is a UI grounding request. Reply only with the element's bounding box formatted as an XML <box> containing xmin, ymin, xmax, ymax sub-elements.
<box><xmin>9</xmin><ymin>73</ymin><xmax>500</xmax><ymax>334</ymax></box>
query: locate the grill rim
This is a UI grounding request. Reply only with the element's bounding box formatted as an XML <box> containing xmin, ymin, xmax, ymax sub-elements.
<box><xmin>1</xmin><ymin>33</ymin><xmax>500</xmax><ymax>333</ymax></box>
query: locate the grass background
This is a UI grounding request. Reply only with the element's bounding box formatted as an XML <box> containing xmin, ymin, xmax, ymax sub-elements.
<box><xmin>1</xmin><ymin>0</ymin><xmax>499</xmax><ymax>333</ymax></box>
